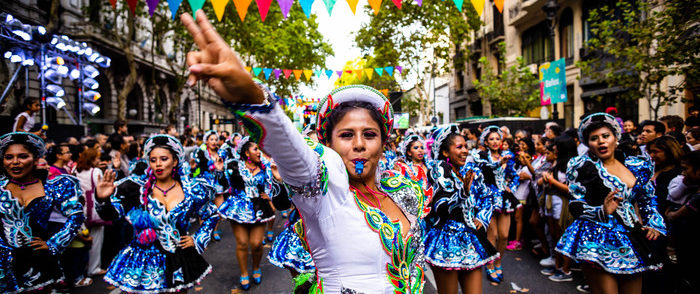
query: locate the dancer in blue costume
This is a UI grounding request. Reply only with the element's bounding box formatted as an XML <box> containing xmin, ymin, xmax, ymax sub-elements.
<box><xmin>191</xmin><ymin>130</ymin><xmax>226</xmax><ymax>241</ymax></box>
<box><xmin>468</xmin><ymin>125</ymin><xmax>520</xmax><ymax>283</ymax></box>
<box><xmin>556</xmin><ymin>113</ymin><xmax>665</xmax><ymax>294</ymax></box>
<box><xmin>0</xmin><ymin>132</ymin><xmax>84</xmax><ymax>293</ymax></box>
<box><xmin>218</xmin><ymin>136</ymin><xmax>282</xmax><ymax>290</ymax></box>
<box><xmin>424</xmin><ymin>125</ymin><xmax>498</xmax><ymax>294</ymax></box>
<box><xmin>95</xmin><ymin>135</ymin><xmax>220</xmax><ymax>293</ymax></box>
<box><xmin>218</xmin><ymin>132</ymin><xmax>242</xmax><ymax>162</ymax></box>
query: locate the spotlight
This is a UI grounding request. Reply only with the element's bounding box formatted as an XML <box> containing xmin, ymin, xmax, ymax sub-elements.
<box><xmin>31</xmin><ymin>26</ymin><xmax>49</xmax><ymax>43</ymax></box>
<box><xmin>8</xmin><ymin>19</ymin><xmax>32</xmax><ymax>41</ymax></box>
<box><xmin>0</xmin><ymin>12</ymin><xmax>12</xmax><ymax>23</ymax></box>
<box><xmin>46</xmin><ymin>56</ymin><xmax>65</xmax><ymax>66</ymax></box>
<box><xmin>46</xmin><ymin>97</ymin><xmax>66</xmax><ymax>110</ymax></box>
<box><xmin>46</xmin><ymin>84</ymin><xmax>65</xmax><ymax>97</ymax></box>
<box><xmin>83</xmin><ymin>78</ymin><xmax>99</xmax><ymax>90</ymax></box>
<box><xmin>42</xmin><ymin>68</ymin><xmax>63</xmax><ymax>84</ymax></box>
<box><xmin>82</xmin><ymin>90</ymin><xmax>101</xmax><ymax>101</ymax></box>
<box><xmin>87</xmin><ymin>52</ymin><xmax>100</xmax><ymax>62</ymax></box>
<box><xmin>69</xmin><ymin>68</ymin><xmax>80</xmax><ymax>80</ymax></box>
<box><xmin>85</xmin><ymin>47</ymin><xmax>93</xmax><ymax>56</ymax></box>
<box><xmin>96</xmin><ymin>56</ymin><xmax>111</xmax><ymax>68</ymax></box>
<box><xmin>83</xmin><ymin>103</ymin><xmax>100</xmax><ymax>115</ymax></box>
<box><xmin>83</xmin><ymin>65</ymin><xmax>99</xmax><ymax>78</ymax></box>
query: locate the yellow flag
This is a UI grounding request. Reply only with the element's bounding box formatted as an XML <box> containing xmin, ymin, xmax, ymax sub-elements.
<box><xmin>293</xmin><ymin>70</ymin><xmax>303</xmax><ymax>80</ymax></box>
<box><xmin>368</xmin><ymin>0</ymin><xmax>382</xmax><ymax>15</ymax></box>
<box><xmin>211</xmin><ymin>0</ymin><xmax>229</xmax><ymax>21</ymax></box>
<box><xmin>303</xmin><ymin>69</ymin><xmax>313</xmax><ymax>81</ymax></box>
<box><xmin>245</xmin><ymin>66</ymin><xmax>252</xmax><ymax>73</ymax></box>
<box><xmin>364</xmin><ymin>68</ymin><xmax>374</xmax><ymax>80</ymax></box>
<box><xmin>470</xmin><ymin>0</ymin><xmax>484</xmax><ymax>17</ymax></box>
<box><xmin>346</xmin><ymin>0</ymin><xmax>359</xmax><ymax>14</ymax></box>
<box><xmin>233</xmin><ymin>0</ymin><xmax>252</xmax><ymax>21</ymax></box>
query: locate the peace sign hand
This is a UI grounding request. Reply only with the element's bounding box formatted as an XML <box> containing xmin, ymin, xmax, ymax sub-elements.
<box><xmin>181</xmin><ymin>11</ymin><xmax>264</xmax><ymax>105</ymax></box>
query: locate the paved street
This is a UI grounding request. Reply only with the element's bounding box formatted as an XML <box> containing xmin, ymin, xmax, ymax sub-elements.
<box><xmin>74</xmin><ymin>214</ymin><xmax>582</xmax><ymax>293</ymax></box>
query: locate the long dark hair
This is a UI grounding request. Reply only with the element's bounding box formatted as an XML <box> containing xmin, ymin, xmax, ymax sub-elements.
<box><xmin>549</xmin><ymin>135</ymin><xmax>577</xmax><ymax>175</ymax></box>
<box><xmin>142</xmin><ymin>147</ymin><xmax>181</xmax><ymax>205</ymax></box>
<box><xmin>646</xmin><ymin>136</ymin><xmax>684</xmax><ymax>168</ymax></box>
<box><xmin>239</xmin><ymin>141</ymin><xmax>264</xmax><ymax>170</ymax></box>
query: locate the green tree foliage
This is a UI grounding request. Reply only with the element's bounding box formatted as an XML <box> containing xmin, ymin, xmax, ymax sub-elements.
<box><xmin>211</xmin><ymin>3</ymin><xmax>333</xmax><ymax>96</ymax></box>
<box><xmin>578</xmin><ymin>0</ymin><xmax>699</xmax><ymax>119</ymax></box>
<box><xmin>355</xmin><ymin>0</ymin><xmax>481</xmax><ymax>123</ymax></box>
<box><xmin>473</xmin><ymin>42</ymin><xmax>540</xmax><ymax>116</ymax></box>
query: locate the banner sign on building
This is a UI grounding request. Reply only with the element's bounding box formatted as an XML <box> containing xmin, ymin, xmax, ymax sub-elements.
<box><xmin>393</xmin><ymin>113</ymin><xmax>410</xmax><ymax>129</ymax></box>
<box><xmin>539</xmin><ymin>58</ymin><xmax>567</xmax><ymax>106</ymax></box>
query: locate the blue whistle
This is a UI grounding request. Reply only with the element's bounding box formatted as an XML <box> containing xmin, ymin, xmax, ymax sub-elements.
<box><xmin>353</xmin><ymin>160</ymin><xmax>365</xmax><ymax>175</ymax></box>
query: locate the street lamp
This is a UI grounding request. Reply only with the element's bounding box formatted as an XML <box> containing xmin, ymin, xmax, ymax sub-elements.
<box><xmin>543</xmin><ymin>0</ymin><xmax>559</xmax><ymax>120</ymax></box>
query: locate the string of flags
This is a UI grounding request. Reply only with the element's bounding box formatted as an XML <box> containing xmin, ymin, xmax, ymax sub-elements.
<box><xmin>244</xmin><ymin>65</ymin><xmax>403</xmax><ymax>80</ymax></box>
<box><xmin>112</xmin><ymin>0</ymin><xmax>504</xmax><ymax>21</ymax></box>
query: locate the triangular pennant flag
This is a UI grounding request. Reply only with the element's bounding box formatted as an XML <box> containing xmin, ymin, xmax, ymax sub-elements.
<box><xmin>467</xmin><ymin>0</ymin><xmax>483</xmax><ymax>15</ymax></box>
<box><xmin>336</xmin><ymin>70</ymin><xmax>343</xmax><ymax>78</ymax></box>
<box><xmin>315</xmin><ymin>70</ymin><xmax>322</xmax><ymax>77</ymax></box>
<box><xmin>364</xmin><ymin>68</ymin><xmax>374</xmax><ymax>80</ymax></box>
<box><xmin>277</xmin><ymin>0</ymin><xmax>293</xmax><ymax>19</ymax></box>
<box><xmin>392</xmin><ymin>0</ymin><xmax>402</xmax><ymax>9</ymax></box>
<box><xmin>189</xmin><ymin>0</ymin><xmax>206</xmax><ymax>18</ymax></box>
<box><xmin>167</xmin><ymin>0</ymin><xmax>183</xmax><ymax>19</ymax></box>
<box><xmin>494</xmin><ymin>0</ymin><xmax>503</xmax><ymax>13</ymax></box>
<box><xmin>322</xmin><ymin>0</ymin><xmax>336</xmax><ymax>15</ymax></box>
<box><xmin>346</xmin><ymin>0</ymin><xmax>359</xmax><ymax>14</ymax></box>
<box><xmin>414</xmin><ymin>0</ymin><xmax>421</xmax><ymax>6</ymax></box>
<box><xmin>274</xmin><ymin>69</ymin><xmax>282</xmax><ymax>79</ymax></box>
<box><xmin>325</xmin><ymin>70</ymin><xmax>334</xmax><ymax>79</ymax></box>
<box><xmin>126</xmin><ymin>0</ymin><xmax>138</xmax><ymax>14</ymax></box>
<box><xmin>283</xmin><ymin>69</ymin><xmax>292</xmax><ymax>79</ymax></box>
<box><xmin>147</xmin><ymin>0</ymin><xmax>160</xmax><ymax>16</ymax></box>
<box><xmin>211</xmin><ymin>0</ymin><xmax>229</xmax><ymax>21</ymax></box>
<box><xmin>375</xmin><ymin>67</ymin><xmax>384</xmax><ymax>76</ymax></box>
<box><xmin>384</xmin><ymin>66</ymin><xmax>394</xmax><ymax>76</ymax></box>
<box><xmin>380</xmin><ymin>89</ymin><xmax>389</xmax><ymax>97</ymax></box>
<box><xmin>354</xmin><ymin>69</ymin><xmax>363</xmax><ymax>79</ymax></box>
<box><xmin>345</xmin><ymin>70</ymin><xmax>353</xmax><ymax>74</ymax></box>
<box><xmin>109</xmin><ymin>0</ymin><xmax>117</xmax><ymax>8</ymax></box>
<box><xmin>303</xmin><ymin>70</ymin><xmax>313</xmax><ymax>81</ymax></box>
<box><xmin>293</xmin><ymin>70</ymin><xmax>303</xmax><ymax>80</ymax></box>
<box><xmin>300</xmin><ymin>0</ymin><xmax>314</xmax><ymax>18</ymax></box>
<box><xmin>256</xmin><ymin>0</ymin><xmax>273</xmax><ymax>21</ymax></box>
<box><xmin>245</xmin><ymin>66</ymin><xmax>252</xmax><ymax>73</ymax></box>
<box><xmin>263</xmin><ymin>68</ymin><xmax>273</xmax><ymax>79</ymax></box>
<box><xmin>252</xmin><ymin>67</ymin><xmax>263</xmax><ymax>77</ymax></box>
<box><xmin>233</xmin><ymin>0</ymin><xmax>253</xmax><ymax>21</ymax></box>
<box><xmin>395</xmin><ymin>65</ymin><xmax>403</xmax><ymax>74</ymax></box>
<box><xmin>368</xmin><ymin>0</ymin><xmax>382</xmax><ymax>15</ymax></box>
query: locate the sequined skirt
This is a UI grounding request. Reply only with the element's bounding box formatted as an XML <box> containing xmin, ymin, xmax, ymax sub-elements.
<box><xmin>555</xmin><ymin>218</ymin><xmax>663</xmax><ymax>274</ymax></box>
<box><xmin>104</xmin><ymin>243</ymin><xmax>212</xmax><ymax>293</ymax></box>
<box><xmin>267</xmin><ymin>225</ymin><xmax>315</xmax><ymax>273</ymax></box>
<box><xmin>219</xmin><ymin>194</ymin><xmax>275</xmax><ymax>224</ymax></box>
<box><xmin>424</xmin><ymin>220</ymin><xmax>499</xmax><ymax>270</ymax></box>
<box><xmin>0</xmin><ymin>247</ymin><xmax>62</xmax><ymax>294</ymax></box>
<box><xmin>491</xmin><ymin>187</ymin><xmax>522</xmax><ymax>214</ymax></box>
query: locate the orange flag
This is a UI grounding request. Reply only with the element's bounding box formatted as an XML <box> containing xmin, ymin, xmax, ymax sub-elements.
<box><xmin>364</xmin><ymin>68</ymin><xmax>374</xmax><ymax>80</ymax></box>
<box><xmin>368</xmin><ymin>0</ymin><xmax>382</xmax><ymax>15</ymax></box>
<box><xmin>245</xmin><ymin>66</ymin><xmax>252</xmax><ymax>73</ymax></box>
<box><xmin>233</xmin><ymin>0</ymin><xmax>252</xmax><ymax>21</ymax></box>
<box><xmin>354</xmin><ymin>69</ymin><xmax>363</xmax><ymax>79</ymax></box>
<box><xmin>293</xmin><ymin>70</ymin><xmax>303</xmax><ymax>80</ymax></box>
<box><xmin>211</xmin><ymin>0</ymin><xmax>229</xmax><ymax>21</ymax></box>
<box><xmin>346</xmin><ymin>0</ymin><xmax>359</xmax><ymax>14</ymax></box>
<box><xmin>303</xmin><ymin>70</ymin><xmax>313</xmax><ymax>80</ymax></box>
<box><xmin>380</xmin><ymin>89</ymin><xmax>389</xmax><ymax>97</ymax></box>
<box><xmin>494</xmin><ymin>0</ymin><xmax>503</xmax><ymax>13</ymax></box>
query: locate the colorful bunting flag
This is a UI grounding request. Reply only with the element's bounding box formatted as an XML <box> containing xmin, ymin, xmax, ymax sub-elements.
<box><xmin>167</xmin><ymin>0</ymin><xmax>183</xmax><ymax>19</ymax></box>
<box><xmin>395</xmin><ymin>65</ymin><xmax>403</xmax><ymax>74</ymax></box>
<box><xmin>212</xmin><ymin>0</ymin><xmax>229</xmax><ymax>21</ymax></box>
<box><xmin>127</xmin><ymin>0</ymin><xmax>138</xmax><ymax>14</ymax></box>
<box><xmin>274</xmin><ymin>69</ymin><xmax>282</xmax><ymax>79</ymax></box>
<box><xmin>188</xmin><ymin>0</ymin><xmax>206</xmax><ymax>17</ymax></box>
<box><xmin>325</xmin><ymin>70</ymin><xmax>334</xmax><ymax>79</ymax></box>
<box><xmin>354</xmin><ymin>69</ymin><xmax>363</xmax><ymax>79</ymax></box>
<box><xmin>335</xmin><ymin>70</ymin><xmax>343</xmax><ymax>78</ymax></box>
<box><xmin>494</xmin><ymin>0</ymin><xmax>503</xmax><ymax>13</ymax></box>
<box><xmin>233</xmin><ymin>0</ymin><xmax>253</xmax><ymax>21</ymax></box>
<box><xmin>300</xmin><ymin>0</ymin><xmax>314</xmax><ymax>18</ymax></box>
<box><xmin>392</xmin><ymin>0</ymin><xmax>402</xmax><ymax>9</ymax></box>
<box><xmin>315</xmin><ymin>70</ymin><xmax>322</xmax><ymax>78</ymax></box>
<box><xmin>375</xmin><ymin>67</ymin><xmax>384</xmax><ymax>77</ymax></box>
<box><xmin>245</xmin><ymin>66</ymin><xmax>252</xmax><ymax>72</ymax></box>
<box><xmin>283</xmin><ymin>69</ymin><xmax>292</xmax><ymax>79</ymax></box>
<box><xmin>364</xmin><ymin>68</ymin><xmax>374</xmax><ymax>80</ymax></box>
<box><xmin>277</xmin><ymin>0</ymin><xmax>293</xmax><ymax>19</ymax></box>
<box><xmin>146</xmin><ymin>0</ymin><xmax>160</xmax><ymax>16</ymax></box>
<box><xmin>256</xmin><ymin>0</ymin><xmax>273</xmax><ymax>21</ymax></box>
<box><xmin>263</xmin><ymin>68</ymin><xmax>273</xmax><ymax>79</ymax></box>
<box><xmin>293</xmin><ymin>70</ymin><xmax>303</xmax><ymax>80</ymax></box>
<box><xmin>453</xmin><ymin>0</ymin><xmax>464</xmax><ymax>12</ymax></box>
<box><xmin>468</xmin><ymin>0</ymin><xmax>484</xmax><ymax>16</ymax></box>
<box><xmin>415</xmin><ymin>0</ymin><xmax>421</xmax><ymax>6</ymax></box>
<box><xmin>368</xmin><ymin>0</ymin><xmax>382</xmax><ymax>15</ymax></box>
<box><xmin>380</xmin><ymin>89</ymin><xmax>389</xmax><ymax>97</ymax></box>
<box><xmin>109</xmin><ymin>0</ymin><xmax>117</xmax><ymax>8</ymax></box>
<box><xmin>346</xmin><ymin>0</ymin><xmax>359</xmax><ymax>14</ymax></box>
<box><xmin>303</xmin><ymin>69</ymin><xmax>313</xmax><ymax>80</ymax></box>
<box><xmin>322</xmin><ymin>0</ymin><xmax>337</xmax><ymax>16</ymax></box>
<box><xmin>384</xmin><ymin>66</ymin><xmax>394</xmax><ymax>76</ymax></box>
<box><xmin>252</xmin><ymin>67</ymin><xmax>262</xmax><ymax>77</ymax></box>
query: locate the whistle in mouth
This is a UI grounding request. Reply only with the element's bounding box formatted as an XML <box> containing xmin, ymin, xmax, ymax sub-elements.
<box><xmin>352</xmin><ymin>159</ymin><xmax>366</xmax><ymax>175</ymax></box>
